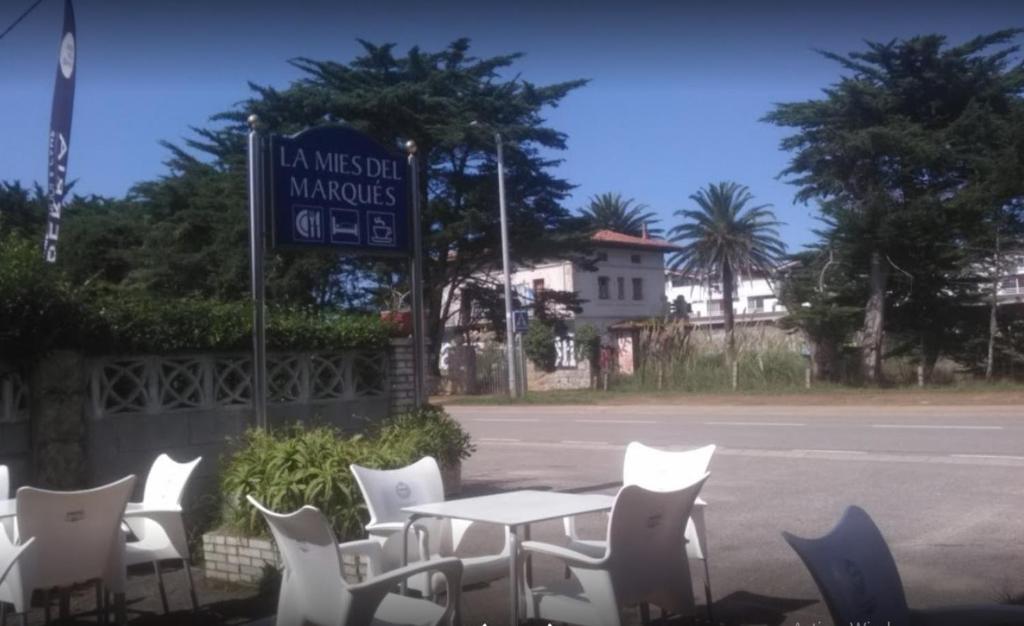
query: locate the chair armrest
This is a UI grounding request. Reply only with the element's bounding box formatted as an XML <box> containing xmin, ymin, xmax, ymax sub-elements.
<box><xmin>348</xmin><ymin>555</ymin><xmax>462</xmax><ymax>594</ymax></box>
<box><xmin>911</xmin><ymin>604</ymin><xmax>1024</xmax><ymax>626</ymax></box>
<box><xmin>123</xmin><ymin>507</ymin><xmax>182</xmax><ymax>518</ymax></box>
<box><xmin>336</xmin><ymin>539</ymin><xmax>384</xmax><ymax>577</ymax></box>
<box><xmin>521</xmin><ymin>540</ymin><xmax>606</xmax><ymax>568</ymax></box>
<box><xmin>365</xmin><ymin>522</ymin><xmax>408</xmax><ymax>534</ymax></box>
<box><xmin>343</xmin><ymin>557</ymin><xmax>462</xmax><ymax>626</ymax></box>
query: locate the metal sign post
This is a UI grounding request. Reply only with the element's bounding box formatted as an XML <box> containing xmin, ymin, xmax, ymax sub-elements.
<box><xmin>247</xmin><ymin>114</ymin><xmax>268</xmax><ymax>430</ymax></box>
<box><xmin>406</xmin><ymin>141</ymin><xmax>427</xmax><ymax>409</ymax></box>
<box><xmin>257</xmin><ymin>121</ymin><xmax>421</xmax><ymax>417</ymax></box>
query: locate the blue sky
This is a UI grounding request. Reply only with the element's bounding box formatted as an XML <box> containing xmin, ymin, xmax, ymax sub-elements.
<box><xmin>3</xmin><ymin>0</ymin><xmax>1023</xmax><ymax>249</ymax></box>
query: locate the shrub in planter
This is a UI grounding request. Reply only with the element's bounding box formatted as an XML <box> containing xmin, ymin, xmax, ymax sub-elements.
<box><xmin>373</xmin><ymin>405</ymin><xmax>475</xmax><ymax>470</ymax></box>
<box><xmin>219</xmin><ymin>406</ymin><xmax>474</xmax><ymax>539</ymax></box>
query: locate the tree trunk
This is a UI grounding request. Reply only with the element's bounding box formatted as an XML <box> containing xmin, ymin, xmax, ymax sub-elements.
<box><xmin>921</xmin><ymin>334</ymin><xmax>940</xmax><ymax>384</ymax></box>
<box><xmin>986</xmin><ymin>235</ymin><xmax>1001</xmax><ymax>381</ymax></box>
<box><xmin>860</xmin><ymin>250</ymin><xmax>889</xmax><ymax>384</ymax></box>
<box><xmin>721</xmin><ymin>263</ymin><xmax>736</xmax><ymax>363</ymax></box>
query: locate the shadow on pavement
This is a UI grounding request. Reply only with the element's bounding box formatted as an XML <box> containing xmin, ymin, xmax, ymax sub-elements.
<box><xmin>707</xmin><ymin>590</ymin><xmax>819</xmax><ymax>625</ymax></box>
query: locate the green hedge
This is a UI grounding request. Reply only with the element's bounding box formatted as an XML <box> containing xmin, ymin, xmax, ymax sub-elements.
<box><xmin>0</xmin><ymin>234</ymin><xmax>389</xmax><ymax>357</ymax></box>
<box><xmin>219</xmin><ymin>406</ymin><xmax>475</xmax><ymax>540</ymax></box>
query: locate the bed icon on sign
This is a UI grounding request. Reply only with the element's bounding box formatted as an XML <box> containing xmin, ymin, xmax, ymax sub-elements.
<box><xmin>367</xmin><ymin>212</ymin><xmax>396</xmax><ymax>247</ymax></box>
<box><xmin>329</xmin><ymin>209</ymin><xmax>361</xmax><ymax>244</ymax></box>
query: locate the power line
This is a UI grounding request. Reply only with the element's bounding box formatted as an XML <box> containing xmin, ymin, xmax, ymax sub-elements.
<box><xmin>0</xmin><ymin>0</ymin><xmax>46</xmax><ymax>42</ymax></box>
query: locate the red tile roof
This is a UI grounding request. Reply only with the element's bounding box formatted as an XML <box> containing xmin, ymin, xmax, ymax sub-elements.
<box><xmin>591</xmin><ymin>229</ymin><xmax>681</xmax><ymax>252</ymax></box>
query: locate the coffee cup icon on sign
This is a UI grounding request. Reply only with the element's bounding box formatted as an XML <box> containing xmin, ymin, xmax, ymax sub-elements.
<box><xmin>368</xmin><ymin>212</ymin><xmax>396</xmax><ymax>246</ymax></box>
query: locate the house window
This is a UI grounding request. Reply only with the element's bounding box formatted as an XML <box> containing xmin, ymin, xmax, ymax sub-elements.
<box><xmin>709</xmin><ymin>299</ymin><xmax>723</xmax><ymax>315</ymax></box>
<box><xmin>632</xmin><ymin>278</ymin><xmax>643</xmax><ymax>300</ymax></box>
<box><xmin>747</xmin><ymin>296</ymin><xmax>767</xmax><ymax>312</ymax></box>
<box><xmin>617</xmin><ymin>277</ymin><xmax>625</xmax><ymax>300</ymax></box>
<box><xmin>630</xmin><ymin>254</ymin><xmax>642</xmax><ymax>264</ymax></box>
<box><xmin>598</xmin><ymin>276</ymin><xmax>610</xmax><ymax>299</ymax></box>
<box><xmin>670</xmin><ymin>275</ymin><xmax>691</xmax><ymax>288</ymax></box>
<box><xmin>596</xmin><ymin>252</ymin><xmax>608</xmax><ymax>262</ymax></box>
<box><xmin>533</xmin><ymin>279</ymin><xmax>545</xmax><ymax>296</ymax></box>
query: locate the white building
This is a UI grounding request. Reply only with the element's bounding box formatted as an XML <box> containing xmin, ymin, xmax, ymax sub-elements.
<box><xmin>997</xmin><ymin>257</ymin><xmax>1024</xmax><ymax>304</ymax></box>
<box><xmin>445</xmin><ymin>229</ymin><xmax>679</xmax><ymax>373</ymax></box>
<box><xmin>665</xmin><ymin>270</ymin><xmax>787</xmax><ymax>327</ymax></box>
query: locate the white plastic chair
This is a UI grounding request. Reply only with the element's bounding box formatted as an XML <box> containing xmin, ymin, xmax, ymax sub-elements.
<box><xmin>350</xmin><ymin>456</ymin><xmax>509</xmax><ymax>595</ymax></box>
<box><xmin>0</xmin><ymin>466</ymin><xmax>10</xmax><ymax>544</ymax></box>
<box><xmin>522</xmin><ymin>474</ymin><xmax>710</xmax><ymax>626</ymax></box>
<box><xmin>247</xmin><ymin>496</ymin><xmax>463</xmax><ymax>626</ymax></box>
<box><xmin>124</xmin><ymin>453</ymin><xmax>202</xmax><ymax>613</ymax></box>
<box><xmin>0</xmin><ymin>475</ymin><xmax>135</xmax><ymax>625</ymax></box>
<box><xmin>784</xmin><ymin>506</ymin><xmax>1024</xmax><ymax>626</ymax></box>
<box><xmin>564</xmin><ymin>443</ymin><xmax>716</xmax><ymax>616</ymax></box>
<box><xmin>0</xmin><ymin>533</ymin><xmax>34</xmax><ymax>626</ymax></box>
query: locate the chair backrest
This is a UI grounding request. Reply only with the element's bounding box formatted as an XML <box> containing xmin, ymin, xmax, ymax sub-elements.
<box><xmin>142</xmin><ymin>453</ymin><xmax>202</xmax><ymax>507</ymax></box>
<box><xmin>782</xmin><ymin>506</ymin><xmax>911</xmax><ymax>626</ymax></box>
<box><xmin>605</xmin><ymin>474</ymin><xmax>708</xmax><ymax>613</ymax></box>
<box><xmin>16</xmin><ymin>475</ymin><xmax>135</xmax><ymax>590</ymax></box>
<box><xmin>0</xmin><ymin>464</ymin><xmax>8</xmax><ymax>500</ymax></box>
<box><xmin>350</xmin><ymin>457</ymin><xmax>445</xmax><ymax>525</ymax></box>
<box><xmin>622</xmin><ymin>442</ymin><xmax>715</xmax><ymax>491</ymax></box>
<box><xmin>0</xmin><ymin>533</ymin><xmax>34</xmax><ymax>587</ymax></box>
<box><xmin>247</xmin><ymin>496</ymin><xmax>349</xmax><ymax>625</ymax></box>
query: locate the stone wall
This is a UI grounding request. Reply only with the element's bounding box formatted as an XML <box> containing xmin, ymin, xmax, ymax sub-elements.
<box><xmin>525</xmin><ymin>358</ymin><xmax>592</xmax><ymax>391</ymax></box>
<box><xmin>0</xmin><ymin>366</ymin><xmax>30</xmax><ymax>493</ymax></box>
<box><xmin>0</xmin><ymin>340</ymin><xmax>412</xmax><ymax>494</ymax></box>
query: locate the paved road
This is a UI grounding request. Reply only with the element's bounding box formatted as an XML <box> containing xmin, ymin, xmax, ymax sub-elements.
<box><xmin>448</xmin><ymin>404</ymin><xmax>1024</xmax><ymax>625</ymax></box>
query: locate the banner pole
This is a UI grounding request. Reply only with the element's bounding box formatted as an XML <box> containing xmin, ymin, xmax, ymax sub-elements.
<box><xmin>406</xmin><ymin>141</ymin><xmax>427</xmax><ymax>409</ymax></box>
<box><xmin>42</xmin><ymin>0</ymin><xmax>76</xmax><ymax>263</ymax></box>
<box><xmin>248</xmin><ymin>114</ymin><xmax>268</xmax><ymax>430</ymax></box>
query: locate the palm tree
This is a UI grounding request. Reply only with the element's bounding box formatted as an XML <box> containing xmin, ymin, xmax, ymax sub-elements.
<box><xmin>668</xmin><ymin>182</ymin><xmax>786</xmax><ymax>358</ymax></box>
<box><xmin>580</xmin><ymin>192</ymin><xmax>662</xmax><ymax>237</ymax></box>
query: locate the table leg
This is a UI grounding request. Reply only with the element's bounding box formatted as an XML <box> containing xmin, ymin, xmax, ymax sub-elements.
<box><xmin>507</xmin><ymin>525</ymin><xmax>519</xmax><ymax>626</ymax></box>
<box><xmin>524</xmin><ymin>524</ymin><xmax>532</xmax><ymax>587</ymax></box>
<box><xmin>401</xmin><ymin>515</ymin><xmax>419</xmax><ymax>596</ymax></box>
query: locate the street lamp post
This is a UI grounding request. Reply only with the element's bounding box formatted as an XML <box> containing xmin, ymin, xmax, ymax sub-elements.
<box><xmin>493</xmin><ymin>132</ymin><xmax>519</xmax><ymax>398</ymax></box>
<box><xmin>472</xmin><ymin>121</ymin><xmax>519</xmax><ymax>398</ymax></box>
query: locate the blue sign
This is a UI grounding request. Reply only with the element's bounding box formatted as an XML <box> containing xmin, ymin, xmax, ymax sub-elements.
<box><xmin>513</xmin><ymin>309</ymin><xmax>529</xmax><ymax>333</ymax></box>
<box><xmin>270</xmin><ymin>125</ymin><xmax>409</xmax><ymax>255</ymax></box>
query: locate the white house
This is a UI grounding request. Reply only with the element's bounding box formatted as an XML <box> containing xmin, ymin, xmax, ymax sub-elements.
<box><xmin>445</xmin><ymin>229</ymin><xmax>679</xmax><ymax>373</ymax></box>
<box><xmin>665</xmin><ymin>270</ymin><xmax>787</xmax><ymax>327</ymax></box>
<box><xmin>997</xmin><ymin>256</ymin><xmax>1024</xmax><ymax>304</ymax></box>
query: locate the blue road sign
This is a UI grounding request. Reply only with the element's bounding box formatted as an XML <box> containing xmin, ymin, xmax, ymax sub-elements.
<box><xmin>270</xmin><ymin>125</ymin><xmax>409</xmax><ymax>255</ymax></box>
<box><xmin>513</xmin><ymin>309</ymin><xmax>529</xmax><ymax>333</ymax></box>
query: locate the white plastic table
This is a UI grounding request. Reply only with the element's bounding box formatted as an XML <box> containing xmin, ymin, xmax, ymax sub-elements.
<box><xmin>402</xmin><ymin>489</ymin><xmax>615</xmax><ymax>625</ymax></box>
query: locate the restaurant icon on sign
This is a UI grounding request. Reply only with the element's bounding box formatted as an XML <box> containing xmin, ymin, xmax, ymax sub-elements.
<box><xmin>293</xmin><ymin>205</ymin><xmax>324</xmax><ymax>242</ymax></box>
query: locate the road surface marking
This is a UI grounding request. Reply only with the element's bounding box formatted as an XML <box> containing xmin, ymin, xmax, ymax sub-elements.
<box><xmin>479</xmin><ymin>437</ymin><xmax>522</xmax><ymax>443</ymax></box>
<box><xmin>951</xmin><ymin>454</ymin><xmax>1024</xmax><ymax>460</ymax></box>
<box><xmin>872</xmin><ymin>424</ymin><xmax>1003</xmax><ymax>430</ymax></box>
<box><xmin>470</xmin><ymin>418</ymin><xmax>541</xmax><ymax>423</ymax></box>
<box><xmin>575</xmin><ymin>419</ymin><xmax>660</xmax><ymax>424</ymax></box>
<box><xmin>473</xmin><ymin>441</ymin><xmax>1024</xmax><ymax>467</ymax></box>
<box><xmin>707</xmin><ymin>421</ymin><xmax>805</xmax><ymax>427</ymax></box>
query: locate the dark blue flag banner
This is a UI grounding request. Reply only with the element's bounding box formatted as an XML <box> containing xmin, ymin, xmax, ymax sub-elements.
<box><xmin>42</xmin><ymin>0</ymin><xmax>76</xmax><ymax>263</ymax></box>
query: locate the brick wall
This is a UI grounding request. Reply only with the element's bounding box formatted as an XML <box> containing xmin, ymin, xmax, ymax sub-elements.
<box><xmin>202</xmin><ymin>530</ymin><xmax>369</xmax><ymax>584</ymax></box>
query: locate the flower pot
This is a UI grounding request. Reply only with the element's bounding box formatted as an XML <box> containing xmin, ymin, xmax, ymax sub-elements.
<box><xmin>441</xmin><ymin>460</ymin><xmax>462</xmax><ymax>497</ymax></box>
<box><xmin>380</xmin><ymin>310</ymin><xmax>413</xmax><ymax>336</ymax></box>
